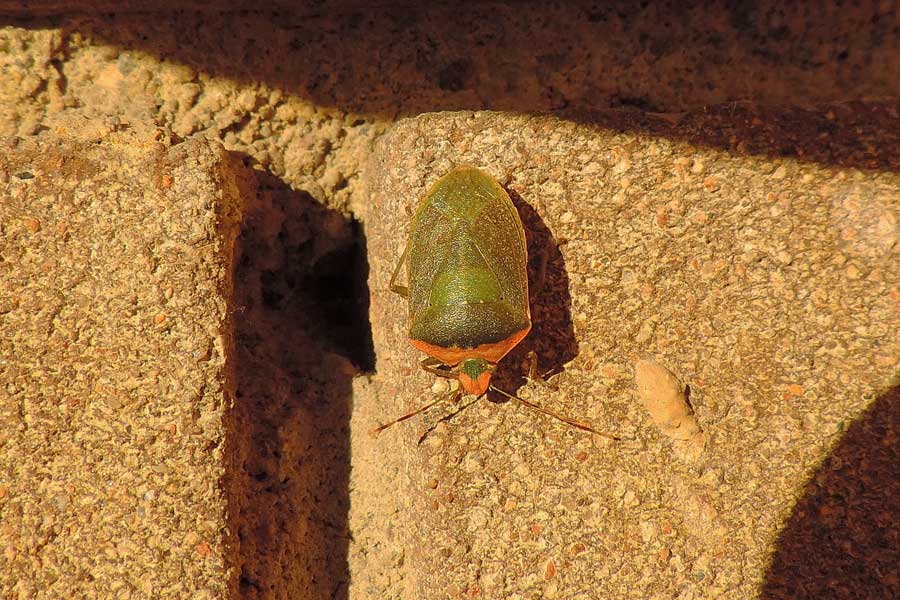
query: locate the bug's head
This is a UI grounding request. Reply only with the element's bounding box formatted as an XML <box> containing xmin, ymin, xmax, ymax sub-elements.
<box><xmin>457</xmin><ymin>358</ymin><xmax>495</xmax><ymax>396</ymax></box>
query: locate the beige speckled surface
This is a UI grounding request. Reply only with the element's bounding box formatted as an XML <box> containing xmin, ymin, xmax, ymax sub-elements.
<box><xmin>1</xmin><ymin>2</ymin><xmax>899</xmax><ymax>598</ymax></box>
<box><xmin>357</xmin><ymin>106</ymin><xmax>899</xmax><ymax>599</ymax></box>
<box><xmin>0</xmin><ymin>131</ymin><xmax>244</xmax><ymax>597</ymax></box>
<box><xmin>3</xmin><ymin>2</ymin><xmax>899</xmax><ymax>218</ymax></box>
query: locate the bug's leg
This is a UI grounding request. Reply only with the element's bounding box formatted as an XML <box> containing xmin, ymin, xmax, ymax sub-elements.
<box><xmin>527</xmin><ymin>350</ymin><xmax>540</xmax><ymax>379</ymax></box>
<box><xmin>389</xmin><ymin>241</ymin><xmax>410</xmax><ymax>298</ymax></box>
<box><xmin>524</xmin><ymin>226</ymin><xmax>558</xmax><ymax>298</ymax></box>
<box><xmin>420</xmin><ymin>357</ymin><xmax>456</xmax><ymax>380</ymax></box>
<box><xmin>531</xmin><ymin>234</ymin><xmax>550</xmax><ymax>297</ymax></box>
<box><xmin>525</xmin><ymin>350</ymin><xmax>559</xmax><ymax>390</ymax></box>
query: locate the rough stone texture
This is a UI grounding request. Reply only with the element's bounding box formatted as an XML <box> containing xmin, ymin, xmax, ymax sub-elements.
<box><xmin>1</xmin><ymin>2</ymin><xmax>899</xmax><ymax>599</ymax></box>
<box><xmin>228</xmin><ymin>161</ymin><xmax>368</xmax><ymax>600</ymax></box>
<box><xmin>2</xmin><ymin>2</ymin><xmax>899</xmax><ymax>219</ymax></box>
<box><xmin>0</xmin><ymin>130</ymin><xmax>244</xmax><ymax>598</ymax></box>
<box><xmin>359</xmin><ymin>106</ymin><xmax>899</xmax><ymax>599</ymax></box>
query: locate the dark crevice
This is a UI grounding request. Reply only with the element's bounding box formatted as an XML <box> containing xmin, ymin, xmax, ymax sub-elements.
<box><xmin>227</xmin><ymin>163</ymin><xmax>368</xmax><ymax>600</ymax></box>
<box><xmin>296</xmin><ymin>218</ymin><xmax>375</xmax><ymax>372</ymax></box>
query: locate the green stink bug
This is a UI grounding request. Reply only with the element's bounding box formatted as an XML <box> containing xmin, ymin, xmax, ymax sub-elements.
<box><xmin>374</xmin><ymin>166</ymin><xmax>617</xmax><ymax>440</ymax></box>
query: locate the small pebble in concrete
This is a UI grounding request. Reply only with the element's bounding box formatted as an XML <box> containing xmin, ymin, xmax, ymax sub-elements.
<box><xmin>634</xmin><ymin>359</ymin><xmax>702</xmax><ymax>442</ymax></box>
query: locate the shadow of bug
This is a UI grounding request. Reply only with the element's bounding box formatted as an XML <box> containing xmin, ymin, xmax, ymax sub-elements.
<box><xmin>487</xmin><ymin>186</ymin><xmax>579</xmax><ymax>403</ymax></box>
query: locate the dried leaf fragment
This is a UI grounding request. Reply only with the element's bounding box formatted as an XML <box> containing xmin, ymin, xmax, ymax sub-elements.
<box><xmin>634</xmin><ymin>359</ymin><xmax>701</xmax><ymax>441</ymax></box>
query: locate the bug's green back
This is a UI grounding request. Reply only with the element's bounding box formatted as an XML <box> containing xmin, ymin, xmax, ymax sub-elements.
<box><xmin>407</xmin><ymin>166</ymin><xmax>530</xmax><ymax>349</ymax></box>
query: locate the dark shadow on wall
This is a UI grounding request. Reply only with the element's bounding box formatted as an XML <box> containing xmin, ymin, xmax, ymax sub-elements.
<box><xmin>228</xmin><ymin>164</ymin><xmax>373</xmax><ymax>600</ymax></box>
<box><xmin>3</xmin><ymin>2</ymin><xmax>899</xmax><ymax>169</ymax></box>
<box><xmin>760</xmin><ymin>384</ymin><xmax>900</xmax><ymax>600</ymax></box>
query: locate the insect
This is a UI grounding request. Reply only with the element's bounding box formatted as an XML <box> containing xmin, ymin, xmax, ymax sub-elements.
<box><xmin>373</xmin><ymin>166</ymin><xmax>617</xmax><ymax>440</ymax></box>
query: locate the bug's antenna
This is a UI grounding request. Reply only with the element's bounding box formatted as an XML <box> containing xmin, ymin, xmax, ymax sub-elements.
<box><xmin>370</xmin><ymin>389</ymin><xmax>459</xmax><ymax>436</ymax></box>
<box><xmin>490</xmin><ymin>386</ymin><xmax>620</xmax><ymax>441</ymax></box>
<box><xmin>416</xmin><ymin>393</ymin><xmax>482</xmax><ymax>445</ymax></box>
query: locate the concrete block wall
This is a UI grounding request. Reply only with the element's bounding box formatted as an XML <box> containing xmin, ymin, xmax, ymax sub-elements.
<box><xmin>1</xmin><ymin>3</ymin><xmax>898</xmax><ymax>599</ymax></box>
<box><xmin>1</xmin><ymin>130</ymin><xmax>244</xmax><ymax>597</ymax></box>
<box><xmin>360</xmin><ymin>107</ymin><xmax>899</xmax><ymax>598</ymax></box>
